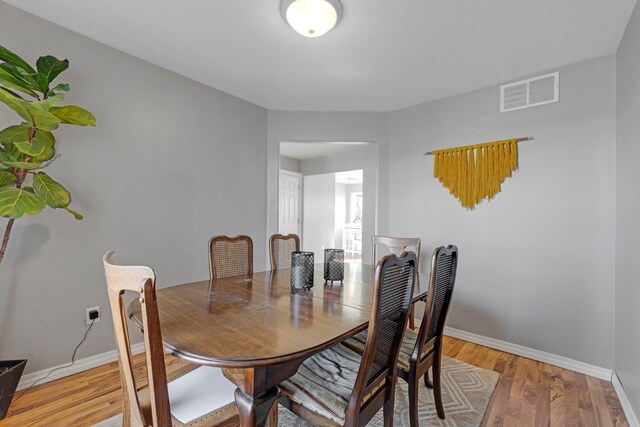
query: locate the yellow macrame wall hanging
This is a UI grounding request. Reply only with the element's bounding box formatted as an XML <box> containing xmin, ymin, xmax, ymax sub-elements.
<box><xmin>425</xmin><ymin>137</ymin><xmax>532</xmax><ymax>209</ymax></box>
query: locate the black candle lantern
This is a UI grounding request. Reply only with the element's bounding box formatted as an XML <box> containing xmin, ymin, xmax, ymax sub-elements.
<box><xmin>291</xmin><ymin>251</ymin><xmax>314</xmax><ymax>291</ymax></box>
<box><xmin>324</xmin><ymin>249</ymin><xmax>344</xmax><ymax>284</ymax></box>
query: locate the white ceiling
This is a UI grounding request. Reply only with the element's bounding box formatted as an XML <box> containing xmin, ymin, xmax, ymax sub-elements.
<box><xmin>280</xmin><ymin>141</ymin><xmax>371</xmax><ymax>160</ymax></box>
<box><xmin>3</xmin><ymin>0</ymin><xmax>635</xmax><ymax>111</ymax></box>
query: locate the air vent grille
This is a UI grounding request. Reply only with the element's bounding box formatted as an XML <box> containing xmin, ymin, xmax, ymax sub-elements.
<box><xmin>500</xmin><ymin>72</ymin><xmax>559</xmax><ymax>113</ymax></box>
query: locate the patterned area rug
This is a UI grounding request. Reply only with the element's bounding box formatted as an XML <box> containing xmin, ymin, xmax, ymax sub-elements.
<box><xmin>95</xmin><ymin>356</ymin><xmax>499</xmax><ymax>427</ymax></box>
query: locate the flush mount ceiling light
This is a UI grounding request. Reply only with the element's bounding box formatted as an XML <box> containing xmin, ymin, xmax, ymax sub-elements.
<box><xmin>280</xmin><ymin>0</ymin><xmax>343</xmax><ymax>38</ymax></box>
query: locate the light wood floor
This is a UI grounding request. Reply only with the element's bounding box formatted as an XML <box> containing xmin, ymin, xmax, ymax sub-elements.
<box><xmin>1</xmin><ymin>337</ymin><xmax>628</xmax><ymax>426</ymax></box>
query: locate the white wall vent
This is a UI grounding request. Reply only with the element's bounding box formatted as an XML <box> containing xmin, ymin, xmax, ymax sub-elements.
<box><xmin>500</xmin><ymin>72</ymin><xmax>559</xmax><ymax>113</ymax></box>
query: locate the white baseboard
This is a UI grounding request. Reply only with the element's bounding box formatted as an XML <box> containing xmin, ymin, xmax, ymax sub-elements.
<box><xmin>17</xmin><ymin>342</ymin><xmax>145</xmax><ymax>391</ymax></box>
<box><xmin>444</xmin><ymin>326</ymin><xmax>613</xmax><ymax>381</ymax></box>
<box><xmin>612</xmin><ymin>371</ymin><xmax>640</xmax><ymax>427</ymax></box>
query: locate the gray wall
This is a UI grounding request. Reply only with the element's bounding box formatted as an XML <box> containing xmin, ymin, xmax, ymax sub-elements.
<box><xmin>388</xmin><ymin>56</ymin><xmax>617</xmax><ymax>368</ymax></box>
<box><xmin>280</xmin><ymin>155</ymin><xmax>301</xmax><ymax>173</ymax></box>
<box><xmin>616</xmin><ymin>1</ymin><xmax>640</xmax><ymax>414</ymax></box>
<box><xmin>0</xmin><ymin>3</ymin><xmax>268</xmax><ymax>373</ymax></box>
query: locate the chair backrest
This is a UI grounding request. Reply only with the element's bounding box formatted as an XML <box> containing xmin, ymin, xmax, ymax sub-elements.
<box><xmin>414</xmin><ymin>245</ymin><xmax>458</xmax><ymax>361</ymax></box>
<box><xmin>269</xmin><ymin>233</ymin><xmax>300</xmax><ymax>270</ymax></box>
<box><xmin>372</xmin><ymin>235</ymin><xmax>421</xmax><ymax>268</ymax></box>
<box><xmin>346</xmin><ymin>251</ymin><xmax>417</xmax><ymax>425</ymax></box>
<box><xmin>103</xmin><ymin>251</ymin><xmax>171</xmax><ymax>427</ymax></box>
<box><xmin>208</xmin><ymin>235</ymin><xmax>253</xmax><ymax>280</ymax></box>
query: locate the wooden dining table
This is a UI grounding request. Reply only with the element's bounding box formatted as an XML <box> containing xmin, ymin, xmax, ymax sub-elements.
<box><xmin>129</xmin><ymin>262</ymin><xmax>428</xmax><ymax>427</ymax></box>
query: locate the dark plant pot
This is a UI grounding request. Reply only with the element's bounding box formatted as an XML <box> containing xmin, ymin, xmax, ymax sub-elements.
<box><xmin>0</xmin><ymin>359</ymin><xmax>27</xmax><ymax>420</ymax></box>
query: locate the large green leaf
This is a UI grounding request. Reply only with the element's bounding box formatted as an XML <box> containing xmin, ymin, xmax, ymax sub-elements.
<box><xmin>50</xmin><ymin>105</ymin><xmax>96</xmax><ymax>126</ymax></box>
<box><xmin>0</xmin><ymin>185</ymin><xmax>46</xmax><ymax>218</ymax></box>
<box><xmin>0</xmin><ymin>64</ymin><xmax>40</xmax><ymax>93</ymax></box>
<box><xmin>5</xmin><ymin>161</ymin><xmax>42</xmax><ymax>170</ymax></box>
<box><xmin>47</xmin><ymin>83</ymin><xmax>69</xmax><ymax>97</ymax></box>
<box><xmin>0</xmin><ymin>124</ymin><xmax>30</xmax><ymax>148</ymax></box>
<box><xmin>33</xmin><ymin>172</ymin><xmax>70</xmax><ymax>208</ymax></box>
<box><xmin>0</xmin><ymin>151</ymin><xmax>43</xmax><ymax>170</ymax></box>
<box><xmin>0</xmin><ymin>68</ymin><xmax>39</xmax><ymax>97</ymax></box>
<box><xmin>0</xmin><ymin>89</ymin><xmax>61</xmax><ymax>131</ymax></box>
<box><xmin>32</xmin><ymin>130</ymin><xmax>55</xmax><ymax>162</ymax></box>
<box><xmin>3</xmin><ymin>137</ymin><xmax>24</xmax><ymax>159</ymax></box>
<box><xmin>14</xmin><ymin>139</ymin><xmax>46</xmax><ymax>156</ymax></box>
<box><xmin>36</xmin><ymin>56</ymin><xmax>69</xmax><ymax>91</ymax></box>
<box><xmin>32</xmin><ymin>94</ymin><xmax>64</xmax><ymax>111</ymax></box>
<box><xmin>0</xmin><ymin>126</ymin><xmax>54</xmax><ymax>158</ymax></box>
<box><xmin>0</xmin><ymin>171</ymin><xmax>15</xmax><ymax>186</ymax></box>
<box><xmin>0</xmin><ymin>45</ymin><xmax>36</xmax><ymax>74</ymax></box>
<box><xmin>0</xmin><ymin>87</ymin><xmax>27</xmax><ymax>100</ymax></box>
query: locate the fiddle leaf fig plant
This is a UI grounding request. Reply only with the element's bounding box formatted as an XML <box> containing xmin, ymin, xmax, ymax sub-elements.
<box><xmin>0</xmin><ymin>45</ymin><xmax>95</xmax><ymax>265</ymax></box>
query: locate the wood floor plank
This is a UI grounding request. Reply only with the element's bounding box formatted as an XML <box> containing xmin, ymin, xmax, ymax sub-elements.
<box><xmin>472</xmin><ymin>345</ymin><xmax>491</xmax><ymax>370</ymax></box>
<box><xmin>0</xmin><ymin>337</ymin><xmax>630</xmax><ymax>427</ymax></box>
<box><xmin>600</xmin><ymin>378</ymin><xmax>629</xmax><ymax>427</ymax></box>
<box><xmin>454</xmin><ymin>341</ymin><xmax>482</xmax><ymax>365</ymax></box>
<box><xmin>533</xmin><ymin>359</ymin><xmax>551</xmax><ymax>427</ymax></box>
<box><xmin>2</xmin><ymin>352</ymin><xmax>191</xmax><ymax>426</ymax></box>
<box><xmin>483</xmin><ymin>347</ymin><xmax>501</xmax><ymax>372</ymax></box>
<box><xmin>561</xmin><ymin>368</ymin><xmax>581</xmax><ymax>427</ymax></box>
<box><xmin>550</xmin><ymin>365</ymin><xmax>567</xmax><ymax>427</ymax></box>
<box><xmin>519</xmin><ymin>357</ymin><xmax>540</xmax><ymax>427</ymax></box>
<box><xmin>503</xmin><ymin>357</ymin><xmax>528</xmax><ymax>425</ymax></box>
<box><xmin>481</xmin><ymin>352</ymin><xmax>518</xmax><ymax>426</ymax></box>
<box><xmin>587</xmin><ymin>375</ymin><xmax>615</xmax><ymax>427</ymax></box>
<box><xmin>573</xmin><ymin>367</ymin><xmax>596</xmax><ymax>426</ymax></box>
<box><xmin>442</xmin><ymin>335</ymin><xmax>466</xmax><ymax>358</ymax></box>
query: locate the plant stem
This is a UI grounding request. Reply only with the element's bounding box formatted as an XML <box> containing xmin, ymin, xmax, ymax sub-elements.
<box><xmin>0</xmin><ymin>218</ymin><xmax>15</xmax><ymax>266</ymax></box>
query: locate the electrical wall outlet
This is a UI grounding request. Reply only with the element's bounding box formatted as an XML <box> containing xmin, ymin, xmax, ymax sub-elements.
<box><xmin>86</xmin><ymin>306</ymin><xmax>101</xmax><ymax>326</ymax></box>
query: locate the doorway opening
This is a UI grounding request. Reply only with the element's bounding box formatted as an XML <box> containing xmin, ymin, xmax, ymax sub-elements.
<box><xmin>278</xmin><ymin>140</ymin><xmax>375</xmax><ymax>263</ymax></box>
<box><xmin>301</xmin><ymin>170</ymin><xmax>363</xmax><ymax>263</ymax></box>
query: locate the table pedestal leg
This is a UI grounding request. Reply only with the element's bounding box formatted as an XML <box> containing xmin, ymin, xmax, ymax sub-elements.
<box><xmin>234</xmin><ymin>386</ymin><xmax>280</xmax><ymax>427</ymax></box>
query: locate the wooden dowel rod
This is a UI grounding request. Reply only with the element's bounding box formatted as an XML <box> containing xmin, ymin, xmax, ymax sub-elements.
<box><xmin>423</xmin><ymin>136</ymin><xmax>534</xmax><ymax>155</ymax></box>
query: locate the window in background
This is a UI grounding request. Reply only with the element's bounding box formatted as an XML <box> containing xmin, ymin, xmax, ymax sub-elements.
<box><xmin>350</xmin><ymin>192</ymin><xmax>363</xmax><ymax>225</ymax></box>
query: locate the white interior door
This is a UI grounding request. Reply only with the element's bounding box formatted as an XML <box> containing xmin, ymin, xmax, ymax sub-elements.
<box><xmin>279</xmin><ymin>171</ymin><xmax>301</xmax><ymax>237</ymax></box>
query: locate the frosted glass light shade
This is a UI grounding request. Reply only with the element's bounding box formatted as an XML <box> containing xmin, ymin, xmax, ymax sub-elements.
<box><xmin>281</xmin><ymin>0</ymin><xmax>342</xmax><ymax>38</ymax></box>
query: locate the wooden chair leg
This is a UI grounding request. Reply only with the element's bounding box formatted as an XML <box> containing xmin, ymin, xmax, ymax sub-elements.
<box><xmin>408</xmin><ymin>374</ymin><xmax>419</xmax><ymax>427</ymax></box>
<box><xmin>122</xmin><ymin>389</ymin><xmax>132</xmax><ymax>427</ymax></box>
<box><xmin>122</xmin><ymin>405</ymin><xmax>131</xmax><ymax>427</ymax></box>
<box><xmin>433</xmin><ymin>354</ymin><xmax>445</xmax><ymax>419</ymax></box>
<box><xmin>424</xmin><ymin>368</ymin><xmax>433</xmax><ymax>389</ymax></box>
<box><xmin>383</xmin><ymin>388</ymin><xmax>395</xmax><ymax>427</ymax></box>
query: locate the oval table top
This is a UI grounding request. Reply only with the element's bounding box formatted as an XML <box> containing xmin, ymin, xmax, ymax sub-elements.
<box><xmin>129</xmin><ymin>262</ymin><xmax>428</xmax><ymax>368</ymax></box>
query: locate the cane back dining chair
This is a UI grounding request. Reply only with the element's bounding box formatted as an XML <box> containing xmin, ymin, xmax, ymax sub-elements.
<box><xmin>278</xmin><ymin>251</ymin><xmax>417</xmax><ymax>427</ymax></box>
<box><xmin>344</xmin><ymin>245</ymin><xmax>458</xmax><ymax>426</ymax></box>
<box><xmin>372</xmin><ymin>235</ymin><xmax>422</xmax><ymax>329</ymax></box>
<box><xmin>269</xmin><ymin>233</ymin><xmax>300</xmax><ymax>270</ymax></box>
<box><xmin>103</xmin><ymin>252</ymin><xmax>238</xmax><ymax>427</ymax></box>
<box><xmin>208</xmin><ymin>235</ymin><xmax>253</xmax><ymax>280</ymax></box>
